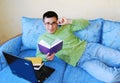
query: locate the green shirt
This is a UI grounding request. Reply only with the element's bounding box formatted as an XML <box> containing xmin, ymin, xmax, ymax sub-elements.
<box><xmin>36</xmin><ymin>19</ymin><xmax>89</xmax><ymax>66</ymax></box>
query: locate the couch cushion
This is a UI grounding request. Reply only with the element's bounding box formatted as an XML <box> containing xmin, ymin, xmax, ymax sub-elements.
<box><xmin>0</xmin><ymin>66</ymin><xmax>30</xmax><ymax>83</ymax></box>
<box><xmin>22</xmin><ymin>17</ymin><xmax>46</xmax><ymax>49</ymax></box>
<box><xmin>102</xmin><ymin>20</ymin><xmax>120</xmax><ymax>50</ymax></box>
<box><xmin>19</xmin><ymin>49</ymin><xmax>36</xmax><ymax>58</ymax></box>
<box><xmin>44</xmin><ymin>57</ymin><xmax>67</xmax><ymax>83</ymax></box>
<box><xmin>0</xmin><ymin>36</ymin><xmax>22</xmax><ymax>70</ymax></box>
<box><xmin>74</xmin><ymin>18</ymin><xmax>103</xmax><ymax>43</ymax></box>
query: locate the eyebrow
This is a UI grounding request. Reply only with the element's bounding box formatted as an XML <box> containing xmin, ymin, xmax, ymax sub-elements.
<box><xmin>45</xmin><ymin>21</ymin><xmax>57</xmax><ymax>23</ymax></box>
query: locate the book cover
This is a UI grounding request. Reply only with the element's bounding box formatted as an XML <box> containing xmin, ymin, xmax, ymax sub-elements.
<box><xmin>38</xmin><ymin>39</ymin><xmax>63</xmax><ymax>55</ymax></box>
<box><xmin>25</xmin><ymin>57</ymin><xmax>42</xmax><ymax>66</ymax></box>
<box><xmin>25</xmin><ymin>57</ymin><xmax>43</xmax><ymax>70</ymax></box>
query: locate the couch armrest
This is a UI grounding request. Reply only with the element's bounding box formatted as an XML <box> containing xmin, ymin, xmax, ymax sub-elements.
<box><xmin>0</xmin><ymin>34</ymin><xmax>22</xmax><ymax>71</ymax></box>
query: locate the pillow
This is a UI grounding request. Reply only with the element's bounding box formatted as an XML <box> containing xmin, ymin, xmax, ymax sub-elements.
<box><xmin>22</xmin><ymin>17</ymin><xmax>46</xmax><ymax>49</ymax></box>
<box><xmin>102</xmin><ymin>20</ymin><xmax>120</xmax><ymax>50</ymax></box>
<box><xmin>74</xmin><ymin>18</ymin><xmax>103</xmax><ymax>43</ymax></box>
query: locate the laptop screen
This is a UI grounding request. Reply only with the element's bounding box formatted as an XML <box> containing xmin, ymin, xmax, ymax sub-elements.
<box><xmin>3</xmin><ymin>52</ymin><xmax>38</xmax><ymax>83</ymax></box>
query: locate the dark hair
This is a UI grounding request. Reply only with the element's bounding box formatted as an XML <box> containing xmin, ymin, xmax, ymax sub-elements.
<box><xmin>43</xmin><ymin>11</ymin><xmax>58</xmax><ymax>21</ymax></box>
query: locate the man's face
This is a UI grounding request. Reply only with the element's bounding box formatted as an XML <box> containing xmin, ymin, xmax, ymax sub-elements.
<box><xmin>44</xmin><ymin>17</ymin><xmax>58</xmax><ymax>34</ymax></box>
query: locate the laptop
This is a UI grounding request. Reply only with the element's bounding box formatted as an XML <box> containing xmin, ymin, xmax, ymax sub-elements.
<box><xmin>3</xmin><ymin>51</ymin><xmax>55</xmax><ymax>83</ymax></box>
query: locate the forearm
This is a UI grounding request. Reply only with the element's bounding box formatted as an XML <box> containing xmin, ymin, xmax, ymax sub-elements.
<box><xmin>71</xmin><ymin>19</ymin><xmax>90</xmax><ymax>31</ymax></box>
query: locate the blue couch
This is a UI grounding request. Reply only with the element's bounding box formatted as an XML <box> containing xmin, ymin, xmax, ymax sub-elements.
<box><xmin>0</xmin><ymin>17</ymin><xmax>120</xmax><ymax>83</ymax></box>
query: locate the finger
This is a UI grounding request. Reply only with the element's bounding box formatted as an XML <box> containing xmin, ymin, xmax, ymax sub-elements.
<box><xmin>58</xmin><ymin>18</ymin><xmax>64</xmax><ymax>25</ymax></box>
<box><xmin>46</xmin><ymin>53</ymin><xmax>50</xmax><ymax>56</ymax></box>
<box><xmin>47</xmin><ymin>56</ymin><xmax>53</xmax><ymax>60</ymax></box>
<box><xmin>51</xmin><ymin>53</ymin><xmax>55</xmax><ymax>56</ymax></box>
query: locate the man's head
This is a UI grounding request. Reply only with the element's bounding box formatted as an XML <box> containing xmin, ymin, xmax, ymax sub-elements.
<box><xmin>43</xmin><ymin>11</ymin><xmax>58</xmax><ymax>34</ymax></box>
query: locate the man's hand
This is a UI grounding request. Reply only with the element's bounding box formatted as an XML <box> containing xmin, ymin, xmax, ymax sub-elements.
<box><xmin>58</xmin><ymin>17</ymin><xmax>72</xmax><ymax>25</ymax></box>
<box><xmin>46</xmin><ymin>53</ymin><xmax>55</xmax><ymax>60</ymax></box>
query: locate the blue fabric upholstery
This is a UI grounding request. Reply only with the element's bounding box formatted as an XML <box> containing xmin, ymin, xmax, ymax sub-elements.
<box><xmin>74</xmin><ymin>18</ymin><xmax>103</xmax><ymax>43</ymax></box>
<box><xmin>22</xmin><ymin>17</ymin><xmax>46</xmax><ymax>49</ymax></box>
<box><xmin>0</xmin><ymin>51</ymin><xmax>67</xmax><ymax>83</ymax></box>
<box><xmin>0</xmin><ymin>36</ymin><xmax>22</xmax><ymax>70</ymax></box>
<box><xmin>1</xmin><ymin>17</ymin><xmax>120</xmax><ymax>83</ymax></box>
<box><xmin>102</xmin><ymin>20</ymin><xmax>120</xmax><ymax>51</ymax></box>
<box><xmin>0</xmin><ymin>66</ymin><xmax>30</xmax><ymax>83</ymax></box>
<box><xmin>19</xmin><ymin>49</ymin><xmax>36</xmax><ymax>58</ymax></box>
<box><xmin>43</xmin><ymin>57</ymin><xmax>67</xmax><ymax>83</ymax></box>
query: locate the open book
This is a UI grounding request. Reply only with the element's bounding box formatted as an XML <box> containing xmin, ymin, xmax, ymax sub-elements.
<box><xmin>38</xmin><ymin>39</ymin><xmax>63</xmax><ymax>55</ymax></box>
<box><xmin>25</xmin><ymin>57</ymin><xmax>43</xmax><ymax>70</ymax></box>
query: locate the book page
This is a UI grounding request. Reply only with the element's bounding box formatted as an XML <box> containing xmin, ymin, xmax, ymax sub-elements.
<box><xmin>51</xmin><ymin>39</ymin><xmax>63</xmax><ymax>48</ymax></box>
<box><xmin>38</xmin><ymin>39</ymin><xmax>63</xmax><ymax>54</ymax></box>
<box><xmin>39</xmin><ymin>40</ymin><xmax>50</xmax><ymax>48</ymax></box>
<box><xmin>34</xmin><ymin>63</ymin><xmax>44</xmax><ymax>70</ymax></box>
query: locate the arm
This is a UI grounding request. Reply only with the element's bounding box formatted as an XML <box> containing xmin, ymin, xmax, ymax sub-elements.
<box><xmin>72</xmin><ymin>19</ymin><xmax>90</xmax><ymax>31</ymax></box>
<box><xmin>36</xmin><ymin>45</ymin><xmax>46</xmax><ymax>61</ymax></box>
<box><xmin>36</xmin><ymin>36</ymin><xmax>55</xmax><ymax>61</ymax></box>
<box><xmin>58</xmin><ymin>17</ymin><xmax>90</xmax><ymax>31</ymax></box>
<box><xmin>36</xmin><ymin>46</ymin><xmax>55</xmax><ymax>61</ymax></box>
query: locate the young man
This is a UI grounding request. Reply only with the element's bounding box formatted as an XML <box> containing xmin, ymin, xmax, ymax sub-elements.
<box><xmin>36</xmin><ymin>11</ymin><xmax>120</xmax><ymax>83</ymax></box>
<box><xmin>36</xmin><ymin>11</ymin><xmax>89</xmax><ymax>66</ymax></box>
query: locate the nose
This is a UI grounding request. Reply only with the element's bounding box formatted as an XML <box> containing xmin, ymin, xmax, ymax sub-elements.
<box><xmin>49</xmin><ymin>25</ymin><xmax>53</xmax><ymax>29</ymax></box>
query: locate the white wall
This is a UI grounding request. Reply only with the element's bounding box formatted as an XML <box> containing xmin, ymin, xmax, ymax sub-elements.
<box><xmin>0</xmin><ymin>0</ymin><xmax>120</xmax><ymax>44</ymax></box>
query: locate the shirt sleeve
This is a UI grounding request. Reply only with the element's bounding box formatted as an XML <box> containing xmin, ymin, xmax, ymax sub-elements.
<box><xmin>36</xmin><ymin>45</ymin><xmax>47</xmax><ymax>61</ymax></box>
<box><xmin>35</xmin><ymin>36</ymin><xmax>47</xmax><ymax>61</ymax></box>
<box><xmin>71</xmin><ymin>19</ymin><xmax>90</xmax><ymax>31</ymax></box>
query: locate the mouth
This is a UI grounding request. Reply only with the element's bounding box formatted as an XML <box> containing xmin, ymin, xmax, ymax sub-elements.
<box><xmin>48</xmin><ymin>30</ymin><xmax>54</xmax><ymax>33</ymax></box>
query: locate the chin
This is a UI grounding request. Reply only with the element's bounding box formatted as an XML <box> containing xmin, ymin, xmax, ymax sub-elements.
<box><xmin>49</xmin><ymin>31</ymin><xmax>54</xmax><ymax>34</ymax></box>
<box><xmin>48</xmin><ymin>31</ymin><xmax>55</xmax><ymax>34</ymax></box>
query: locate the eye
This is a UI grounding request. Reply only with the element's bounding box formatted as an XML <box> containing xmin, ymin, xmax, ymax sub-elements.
<box><xmin>45</xmin><ymin>22</ymin><xmax>50</xmax><ymax>25</ymax></box>
<box><xmin>45</xmin><ymin>22</ymin><xmax>57</xmax><ymax>25</ymax></box>
<box><xmin>52</xmin><ymin>22</ymin><xmax>57</xmax><ymax>25</ymax></box>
